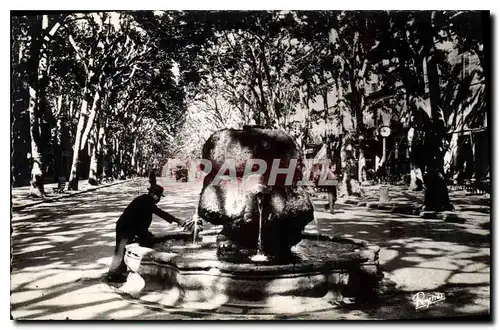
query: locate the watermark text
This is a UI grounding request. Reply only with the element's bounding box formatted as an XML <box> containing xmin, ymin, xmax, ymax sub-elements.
<box><xmin>157</xmin><ymin>158</ymin><xmax>338</xmax><ymax>187</ymax></box>
<box><xmin>412</xmin><ymin>292</ymin><xmax>446</xmax><ymax>310</ymax></box>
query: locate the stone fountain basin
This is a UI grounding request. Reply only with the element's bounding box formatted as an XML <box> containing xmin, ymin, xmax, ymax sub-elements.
<box><xmin>122</xmin><ymin>229</ymin><xmax>381</xmax><ymax>313</ymax></box>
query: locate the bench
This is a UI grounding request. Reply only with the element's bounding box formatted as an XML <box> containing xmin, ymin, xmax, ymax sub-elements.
<box><xmin>448</xmin><ymin>179</ymin><xmax>490</xmax><ymax>195</ymax></box>
<box><xmin>102</xmin><ymin>176</ymin><xmax>114</xmax><ymax>183</ymax></box>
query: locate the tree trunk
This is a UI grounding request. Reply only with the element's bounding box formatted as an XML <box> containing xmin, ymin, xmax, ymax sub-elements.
<box><xmin>118</xmin><ymin>147</ymin><xmax>126</xmax><ymax>179</ymax></box>
<box><xmin>104</xmin><ymin>146</ymin><xmax>112</xmax><ymax>179</ymax></box>
<box><xmin>409</xmin><ymin>165</ymin><xmax>424</xmax><ymax>191</ymax></box>
<box><xmin>339</xmin><ymin>133</ymin><xmax>356</xmax><ymax>197</ymax></box>
<box><xmin>34</xmin><ymin>16</ymin><xmax>62</xmax><ymax>184</ymax></box>
<box><xmin>352</xmin><ymin>70</ymin><xmax>365</xmax><ymax>190</ymax></box>
<box><xmin>131</xmin><ymin>136</ymin><xmax>138</xmax><ymax>176</ymax></box>
<box><xmin>28</xmin><ymin>86</ymin><xmax>45</xmax><ymax>197</ymax></box>
<box><xmin>96</xmin><ymin>118</ymin><xmax>106</xmax><ymax>179</ymax></box>
<box><xmin>112</xmin><ymin>137</ymin><xmax>119</xmax><ymax>179</ymax></box>
<box><xmin>54</xmin><ymin>95</ymin><xmax>63</xmax><ymax>145</ymax></box>
<box><xmin>105</xmin><ymin>135</ymin><xmax>113</xmax><ymax>179</ymax></box>
<box><xmin>136</xmin><ymin>159</ymin><xmax>142</xmax><ymax>177</ymax></box>
<box><xmin>68</xmin><ymin>86</ymin><xmax>90</xmax><ymax>190</ymax></box>
<box><xmin>53</xmin><ymin>95</ymin><xmax>64</xmax><ymax>180</ymax></box>
<box><xmin>420</xmin><ymin>13</ymin><xmax>453</xmax><ymax>211</ymax></box>
<box><xmin>358</xmin><ymin>149</ymin><xmax>366</xmax><ymax>183</ymax></box>
<box><xmin>88</xmin><ymin>125</ymin><xmax>98</xmax><ymax>185</ymax></box>
<box><xmin>322</xmin><ymin>85</ymin><xmax>330</xmax><ymax>150</ymax></box>
<box><xmin>80</xmin><ymin>89</ymin><xmax>100</xmax><ymax>150</ymax></box>
<box><xmin>407</xmin><ymin>128</ymin><xmax>424</xmax><ymax>191</ymax></box>
<box><xmin>354</xmin><ymin>141</ymin><xmax>366</xmax><ymax>189</ymax></box>
<box><xmin>358</xmin><ymin>135</ymin><xmax>368</xmax><ymax>184</ymax></box>
<box><xmin>26</xmin><ymin>15</ymin><xmax>46</xmax><ymax>197</ymax></box>
<box><xmin>69</xmin><ymin>98</ymin><xmax>75</xmax><ymax>120</ymax></box>
<box><xmin>443</xmin><ymin>132</ymin><xmax>459</xmax><ymax>179</ymax></box>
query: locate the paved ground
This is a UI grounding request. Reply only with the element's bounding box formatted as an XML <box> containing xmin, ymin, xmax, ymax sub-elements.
<box><xmin>11</xmin><ymin>178</ymin><xmax>131</xmax><ymax>210</ymax></box>
<box><xmin>10</xmin><ymin>179</ymin><xmax>490</xmax><ymax>320</ymax></box>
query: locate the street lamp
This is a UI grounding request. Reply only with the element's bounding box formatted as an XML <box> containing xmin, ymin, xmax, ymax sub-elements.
<box><xmin>378</xmin><ymin>125</ymin><xmax>391</xmax><ymax>202</ymax></box>
<box><xmin>379</xmin><ymin>125</ymin><xmax>391</xmax><ymax>162</ymax></box>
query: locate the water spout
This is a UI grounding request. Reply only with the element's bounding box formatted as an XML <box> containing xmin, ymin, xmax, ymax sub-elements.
<box><xmin>192</xmin><ymin>213</ymin><xmax>199</xmax><ymax>246</ymax></box>
<box><xmin>250</xmin><ymin>193</ymin><xmax>268</xmax><ymax>263</ymax></box>
<box><xmin>313</xmin><ymin>217</ymin><xmax>320</xmax><ymax>243</ymax></box>
<box><xmin>189</xmin><ymin>195</ymin><xmax>201</xmax><ymax>248</ymax></box>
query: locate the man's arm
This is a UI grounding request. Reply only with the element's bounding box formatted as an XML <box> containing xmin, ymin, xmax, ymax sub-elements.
<box><xmin>153</xmin><ymin>205</ymin><xmax>184</xmax><ymax>226</ymax></box>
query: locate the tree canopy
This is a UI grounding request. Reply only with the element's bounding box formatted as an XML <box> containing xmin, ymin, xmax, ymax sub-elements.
<box><xmin>11</xmin><ymin>10</ymin><xmax>488</xmax><ymax>210</ymax></box>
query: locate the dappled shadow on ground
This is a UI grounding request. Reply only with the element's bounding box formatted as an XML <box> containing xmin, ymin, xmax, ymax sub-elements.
<box><xmin>360</xmin><ymin>184</ymin><xmax>490</xmax><ymax>207</ymax></box>
<box><xmin>305</xmin><ymin>198</ymin><xmax>490</xmax><ymax>319</ymax></box>
<box><xmin>11</xmin><ymin>180</ymin><xmax>490</xmax><ymax>319</ymax></box>
<box><xmin>11</xmin><ymin>179</ymin><xmax>208</xmax><ymax>319</ymax></box>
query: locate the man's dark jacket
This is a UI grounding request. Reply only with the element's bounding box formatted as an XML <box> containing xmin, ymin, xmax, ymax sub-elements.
<box><xmin>116</xmin><ymin>194</ymin><xmax>176</xmax><ymax>240</ymax></box>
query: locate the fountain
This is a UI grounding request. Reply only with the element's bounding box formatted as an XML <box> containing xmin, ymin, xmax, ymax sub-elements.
<box><xmin>121</xmin><ymin>127</ymin><xmax>381</xmax><ymax>315</ymax></box>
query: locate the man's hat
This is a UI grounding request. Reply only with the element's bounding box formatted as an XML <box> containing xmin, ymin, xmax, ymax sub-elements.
<box><xmin>148</xmin><ymin>184</ymin><xmax>165</xmax><ymax>197</ymax></box>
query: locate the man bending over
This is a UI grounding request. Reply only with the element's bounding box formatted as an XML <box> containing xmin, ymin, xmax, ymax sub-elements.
<box><xmin>107</xmin><ymin>183</ymin><xmax>200</xmax><ymax>282</ymax></box>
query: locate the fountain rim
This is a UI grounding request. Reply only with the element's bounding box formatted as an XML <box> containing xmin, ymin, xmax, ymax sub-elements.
<box><xmin>125</xmin><ymin>228</ymin><xmax>380</xmax><ymax>276</ymax></box>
